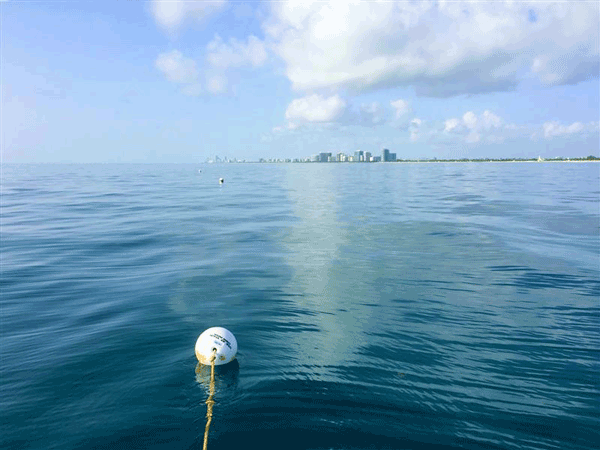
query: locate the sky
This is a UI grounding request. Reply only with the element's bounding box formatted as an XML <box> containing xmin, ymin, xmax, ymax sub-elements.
<box><xmin>2</xmin><ymin>0</ymin><xmax>599</xmax><ymax>163</ymax></box>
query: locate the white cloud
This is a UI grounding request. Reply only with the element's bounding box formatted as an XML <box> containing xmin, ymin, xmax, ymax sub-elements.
<box><xmin>206</xmin><ymin>34</ymin><xmax>268</xmax><ymax>69</ymax></box>
<box><xmin>155</xmin><ymin>50</ymin><xmax>205</xmax><ymax>96</ymax></box>
<box><xmin>389</xmin><ymin>98</ymin><xmax>413</xmax><ymax>129</ymax></box>
<box><xmin>543</xmin><ymin>121</ymin><xmax>585</xmax><ymax>138</ymax></box>
<box><xmin>410</xmin><ymin>117</ymin><xmax>422</xmax><ymax>141</ymax></box>
<box><xmin>463</xmin><ymin>111</ymin><xmax>478</xmax><ymax>130</ymax></box>
<box><xmin>263</xmin><ymin>1</ymin><xmax>599</xmax><ymax>97</ymax></box>
<box><xmin>202</xmin><ymin>34</ymin><xmax>268</xmax><ymax>95</ymax></box>
<box><xmin>444</xmin><ymin>118</ymin><xmax>460</xmax><ymax>133</ymax></box>
<box><xmin>482</xmin><ymin>110</ymin><xmax>502</xmax><ymax>129</ymax></box>
<box><xmin>442</xmin><ymin>114</ymin><xmax>597</xmax><ymax>146</ymax></box>
<box><xmin>390</xmin><ymin>99</ymin><xmax>411</xmax><ymax>118</ymax></box>
<box><xmin>443</xmin><ymin>110</ymin><xmax>504</xmax><ymax>143</ymax></box>
<box><xmin>151</xmin><ymin>0</ymin><xmax>227</xmax><ymax>33</ymax></box>
<box><xmin>275</xmin><ymin>97</ymin><xmax>389</xmax><ymax>131</ymax></box>
<box><xmin>155</xmin><ymin>50</ymin><xmax>198</xmax><ymax>84</ymax></box>
<box><xmin>156</xmin><ymin>34</ymin><xmax>269</xmax><ymax>96</ymax></box>
<box><xmin>285</xmin><ymin>94</ymin><xmax>347</xmax><ymax>125</ymax></box>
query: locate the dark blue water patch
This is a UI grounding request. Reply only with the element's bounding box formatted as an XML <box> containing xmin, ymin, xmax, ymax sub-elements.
<box><xmin>212</xmin><ymin>429</ymin><xmax>471</xmax><ymax>450</ymax></box>
<box><xmin>488</xmin><ymin>265</ymin><xmax>531</xmax><ymax>272</ymax></box>
<box><xmin>358</xmin><ymin>341</ymin><xmax>448</xmax><ymax>370</ymax></box>
<box><xmin>249</xmin><ymin>320</ymin><xmax>321</xmax><ymax>334</ymax></box>
<box><xmin>444</xmin><ymin>172</ymin><xmax>465</xmax><ymax>178</ymax></box>
<box><xmin>212</xmin><ymin>379</ymin><xmax>497</xmax><ymax>450</ymax></box>
<box><xmin>78</xmin><ymin>425</ymin><xmax>197</xmax><ymax>450</ymax></box>
<box><xmin>214</xmin><ymin>368</ymin><xmax>592</xmax><ymax>449</ymax></box>
<box><xmin>441</xmin><ymin>194</ymin><xmax>486</xmax><ymax>202</ymax></box>
<box><xmin>488</xmin><ymin>265</ymin><xmax>600</xmax><ymax>297</ymax></box>
<box><xmin>451</xmin><ymin>199</ymin><xmax>517</xmax><ymax>217</ymax></box>
<box><xmin>418</xmin><ymin>279</ymin><xmax>476</xmax><ymax>293</ymax></box>
<box><xmin>427</xmin><ymin>231</ymin><xmax>461</xmax><ymax>237</ymax></box>
<box><xmin>78</xmin><ymin>235</ymin><xmax>164</xmax><ymax>255</ymax></box>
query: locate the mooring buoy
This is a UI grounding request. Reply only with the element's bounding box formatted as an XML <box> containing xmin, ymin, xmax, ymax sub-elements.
<box><xmin>195</xmin><ymin>327</ymin><xmax>237</xmax><ymax>366</ymax></box>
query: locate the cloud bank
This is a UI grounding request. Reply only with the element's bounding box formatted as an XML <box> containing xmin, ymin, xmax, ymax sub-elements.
<box><xmin>153</xmin><ymin>1</ymin><xmax>598</xmax><ymax>101</ymax></box>
<box><xmin>263</xmin><ymin>1</ymin><xmax>598</xmax><ymax>97</ymax></box>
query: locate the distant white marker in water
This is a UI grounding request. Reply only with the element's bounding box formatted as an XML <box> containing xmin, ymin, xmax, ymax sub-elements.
<box><xmin>219</xmin><ymin>178</ymin><xmax>224</xmax><ymax>184</ymax></box>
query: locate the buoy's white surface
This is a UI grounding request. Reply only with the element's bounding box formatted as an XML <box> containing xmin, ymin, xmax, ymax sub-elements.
<box><xmin>195</xmin><ymin>327</ymin><xmax>237</xmax><ymax>366</ymax></box>
<box><xmin>219</xmin><ymin>178</ymin><xmax>224</xmax><ymax>184</ymax></box>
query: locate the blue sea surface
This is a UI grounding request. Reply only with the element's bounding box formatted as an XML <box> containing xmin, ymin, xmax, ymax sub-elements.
<box><xmin>2</xmin><ymin>162</ymin><xmax>599</xmax><ymax>450</ymax></box>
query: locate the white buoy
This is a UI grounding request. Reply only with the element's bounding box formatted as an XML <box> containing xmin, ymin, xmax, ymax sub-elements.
<box><xmin>219</xmin><ymin>178</ymin><xmax>224</xmax><ymax>184</ymax></box>
<box><xmin>195</xmin><ymin>327</ymin><xmax>237</xmax><ymax>366</ymax></box>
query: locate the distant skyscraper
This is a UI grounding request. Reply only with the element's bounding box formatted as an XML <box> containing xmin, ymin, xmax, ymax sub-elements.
<box><xmin>354</xmin><ymin>150</ymin><xmax>364</xmax><ymax>162</ymax></box>
<box><xmin>319</xmin><ymin>152</ymin><xmax>332</xmax><ymax>162</ymax></box>
<box><xmin>382</xmin><ymin>149</ymin><xmax>390</xmax><ymax>162</ymax></box>
<box><xmin>365</xmin><ymin>152</ymin><xmax>372</xmax><ymax>162</ymax></box>
<box><xmin>389</xmin><ymin>153</ymin><xmax>396</xmax><ymax>162</ymax></box>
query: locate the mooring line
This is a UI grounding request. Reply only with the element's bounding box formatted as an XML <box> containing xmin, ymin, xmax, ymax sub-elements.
<box><xmin>202</xmin><ymin>348</ymin><xmax>217</xmax><ymax>450</ymax></box>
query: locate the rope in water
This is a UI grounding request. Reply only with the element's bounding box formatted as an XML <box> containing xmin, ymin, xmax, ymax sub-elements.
<box><xmin>202</xmin><ymin>348</ymin><xmax>217</xmax><ymax>450</ymax></box>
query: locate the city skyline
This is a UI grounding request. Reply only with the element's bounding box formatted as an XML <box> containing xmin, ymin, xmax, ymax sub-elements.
<box><xmin>211</xmin><ymin>147</ymin><xmax>599</xmax><ymax>164</ymax></box>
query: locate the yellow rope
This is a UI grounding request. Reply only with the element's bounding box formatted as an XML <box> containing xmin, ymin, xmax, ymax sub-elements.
<box><xmin>202</xmin><ymin>348</ymin><xmax>217</xmax><ymax>450</ymax></box>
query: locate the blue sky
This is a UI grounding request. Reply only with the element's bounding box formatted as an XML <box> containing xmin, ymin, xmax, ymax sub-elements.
<box><xmin>3</xmin><ymin>0</ymin><xmax>599</xmax><ymax>163</ymax></box>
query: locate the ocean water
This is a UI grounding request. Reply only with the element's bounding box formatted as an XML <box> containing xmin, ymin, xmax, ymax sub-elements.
<box><xmin>1</xmin><ymin>162</ymin><xmax>599</xmax><ymax>450</ymax></box>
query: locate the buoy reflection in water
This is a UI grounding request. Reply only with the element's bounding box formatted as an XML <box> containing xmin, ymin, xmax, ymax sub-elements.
<box><xmin>195</xmin><ymin>359</ymin><xmax>240</xmax><ymax>394</ymax></box>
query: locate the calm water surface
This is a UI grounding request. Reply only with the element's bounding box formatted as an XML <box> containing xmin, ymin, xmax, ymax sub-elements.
<box><xmin>2</xmin><ymin>162</ymin><xmax>599</xmax><ymax>450</ymax></box>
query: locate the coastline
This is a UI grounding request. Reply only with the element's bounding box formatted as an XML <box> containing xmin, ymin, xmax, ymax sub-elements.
<box><xmin>250</xmin><ymin>159</ymin><xmax>600</xmax><ymax>164</ymax></box>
